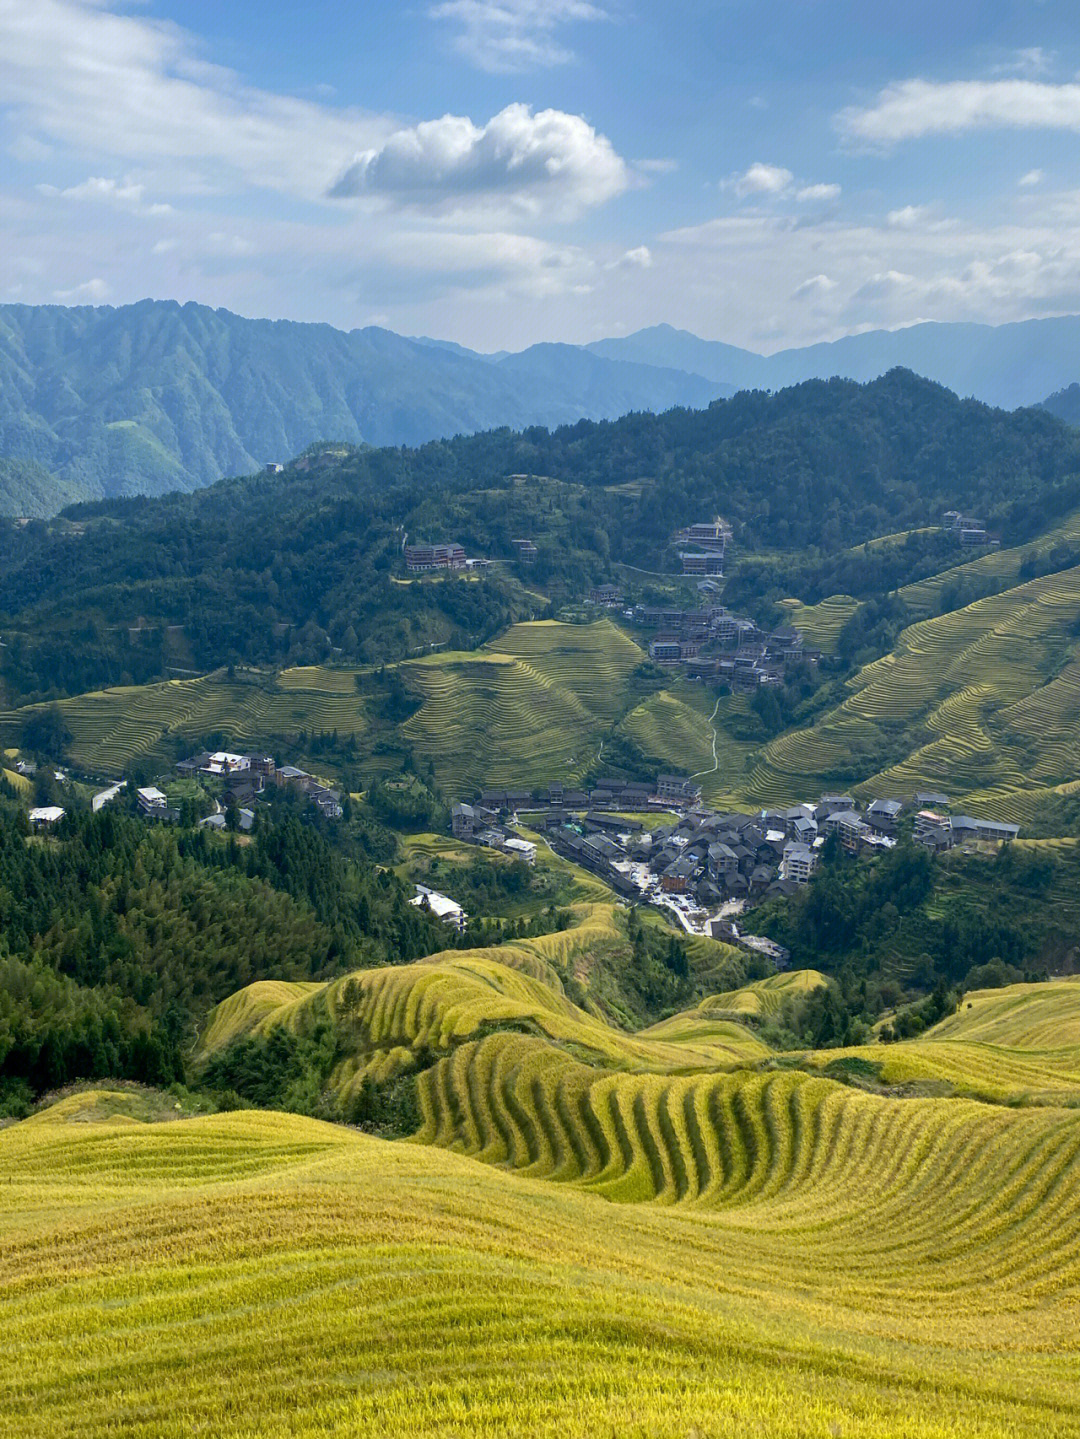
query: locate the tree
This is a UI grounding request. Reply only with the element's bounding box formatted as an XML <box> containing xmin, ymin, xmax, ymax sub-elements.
<box><xmin>21</xmin><ymin>706</ymin><xmax>72</xmax><ymax>759</ymax></box>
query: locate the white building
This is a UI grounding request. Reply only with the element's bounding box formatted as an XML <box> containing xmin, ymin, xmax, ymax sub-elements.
<box><xmin>200</xmin><ymin>752</ymin><xmax>250</xmax><ymax>775</ymax></box>
<box><xmin>137</xmin><ymin>786</ymin><xmax>168</xmax><ymax>812</ymax></box>
<box><xmin>409</xmin><ymin>885</ymin><xmax>467</xmax><ymax>932</ymax></box>
<box><xmin>502</xmin><ymin>836</ymin><xmax>537</xmax><ymax>866</ymax></box>
<box><xmin>780</xmin><ymin>841</ymin><xmax>818</xmax><ymax>884</ymax></box>
<box><xmin>29</xmin><ymin>806</ymin><xmax>65</xmax><ymax>828</ymax></box>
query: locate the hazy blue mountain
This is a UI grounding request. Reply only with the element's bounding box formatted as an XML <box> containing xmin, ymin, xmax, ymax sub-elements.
<box><xmin>1040</xmin><ymin>383</ymin><xmax>1080</xmax><ymax>426</ymax></box>
<box><xmin>0</xmin><ymin>301</ymin><xmax>725</xmax><ymax>515</ymax></box>
<box><xmin>495</xmin><ymin>343</ymin><xmax>725</xmax><ymax>420</ymax></box>
<box><xmin>589</xmin><ymin>315</ymin><xmax>1080</xmax><ymax>409</ymax></box>
<box><xmin>587</xmin><ymin>324</ymin><xmax>767</xmax><ymax>388</ymax></box>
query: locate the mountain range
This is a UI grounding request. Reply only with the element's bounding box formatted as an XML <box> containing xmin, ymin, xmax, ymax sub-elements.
<box><xmin>4</xmin><ymin>299</ymin><xmax>1080</xmax><ymax>515</ymax></box>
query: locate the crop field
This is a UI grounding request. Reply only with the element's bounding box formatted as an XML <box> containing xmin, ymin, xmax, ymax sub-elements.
<box><xmin>617</xmin><ymin>687</ymin><xmax>759</xmax><ymax>806</ymax></box>
<box><xmin>777</xmin><ymin>592</ymin><xmax>860</xmax><ymax>651</ymax></box>
<box><xmin>7</xmin><ymin>1021</ymin><xmax>1080</xmax><ymax>1436</ymax></box>
<box><xmin>740</xmin><ymin>561</ymin><xmax>1080</xmax><ymax>815</ymax></box>
<box><xmin>0</xmin><ymin>621</ymin><xmax>645</xmax><ymax>788</ymax></box>
<box><xmin>900</xmin><ymin>506</ymin><xmax>1080</xmax><ymax>619</ymax></box>
<box><xmin>0</xmin><ymin>670</ymin><xmax>371</xmax><ymax>774</ymax></box>
<box><xmin>8</xmin><ymin>950</ymin><xmax>1080</xmax><ymax>1435</ymax></box>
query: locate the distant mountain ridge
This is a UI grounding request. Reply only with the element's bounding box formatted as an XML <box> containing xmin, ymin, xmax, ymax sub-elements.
<box><xmin>0</xmin><ymin>301</ymin><xmax>725</xmax><ymax>516</ymax></box>
<box><xmin>589</xmin><ymin>317</ymin><xmax>1080</xmax><ymax>410</ymax></box>
<box><xmin>7</xmin><ymin>299</ymin><xmax>1080</xmax><ymax>516</ymax></box>
<box><xmin>1040</xmin><ymin>383</ymin><xmax>1080</xmax><ymax>427</ymax></box>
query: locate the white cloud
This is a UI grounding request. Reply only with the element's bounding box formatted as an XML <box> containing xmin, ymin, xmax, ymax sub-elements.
<box><xmin>38</xmin><ymin>174</ymin><xmax>173</xmax><ymax>215</ymax></box>
<box><xmin>887</xmin><ymin>204</ymin><xmax>930</xmax><ymax>228</ymax></box>
<box><xmin>329</xmin><ymin>104</ymin><xmax>629</xmax><ymax>220</ymax></box>
<box><xmin>792</xmin><ymin>273</ymin><xmax>837</xmax><ymax>300</ymax></box>
<box><xmin>428</xmin><ymin>0</ymin><xmax>608</xmax><ymax>72</ymax></box>
<box><xmin>992</xmin><ymin>47</ymin><xmax>1053</xmax><ymax>79</ymax></box>
<box><xmin>838</xmin><ymin>79</ymin><xmax>1080</xmax><ymax>146</ymax></box>
<box><xmin>1019</xmin><ymin>169</ymin><xmax>1044</xmax><ymax>186</ymax></box>
<box><xmin>733</xmin><ymin>162</ymin><xmax>793</xmax><ymax>198</ymax></box>
<box><xmin>0</xmin><ymin>0</ymin><xmax>392</xmax><ymax>200</ymax></box>
<box><xmin>52</xmin><ymin>276</ymin><xmax>109</xmax><ymax>302</ymax></box>
<box><xmin>656</xmin><ymin>209</ymin><xmax>1080</xmax><ymax>353</ymax></box>
<box><xmin>795</xmin><ymin>183</ymin><xmax>841</xmax><ymax>202</ymax></box>
<box><xmin>612</xmin><ymin>245</ymin><xmax>652</xmax><ymax>269</ymax></box>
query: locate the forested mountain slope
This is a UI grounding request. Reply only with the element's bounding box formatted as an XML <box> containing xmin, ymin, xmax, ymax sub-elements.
<box><xmin>0</xmin><ymin>368</ymin><xmax>1077</xmax><ymax>703</ymax></box>
<box><xmin>0</xmin><ymin>300</ymin><xmax>720</xmax><ymax>514</ymax></box>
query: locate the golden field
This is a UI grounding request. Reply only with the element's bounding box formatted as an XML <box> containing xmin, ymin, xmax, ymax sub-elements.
<box><xmin>4</xmin><ymin>961</ymin><xmax>1080</xmax><ymax>1436</ymax></box>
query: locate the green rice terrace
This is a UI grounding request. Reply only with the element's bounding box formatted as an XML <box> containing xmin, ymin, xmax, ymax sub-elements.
<box><xmin>4</xmin><ymin>559</ymin><xmax>1080</xmax><ymax>827</ymax></box>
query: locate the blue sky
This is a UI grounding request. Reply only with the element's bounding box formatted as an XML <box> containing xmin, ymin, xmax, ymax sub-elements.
<box><xmin>4</xmin><ymin>0</ymin><xmax>1080</xmax><ymax>350</ymax></box>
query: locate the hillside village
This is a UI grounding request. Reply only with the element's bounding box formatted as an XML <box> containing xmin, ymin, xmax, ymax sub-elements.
<box><xmin>443</xmin><ymin>776</ymin><xmax>1020</xmax><ymax>949</ymax></box>
<box><xmin>27</xmin><ymin>748</ymin><xmax>344</xmax><ymax>833</ymax></box>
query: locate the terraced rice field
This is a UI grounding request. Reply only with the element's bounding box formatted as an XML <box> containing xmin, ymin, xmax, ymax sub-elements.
<box><xmin>9</xmin><ymin>957</ymin><xmax>1080</xmax><ymax>1436</ymax></box>
<box><xmin>927</xmin><ymin>976</ymin><xmax>1080</xmax><ymax>1048</ymax></box>
<box><xmin>900</xmin><ymin>506</ymin><xmax>1080</xmax><ymax>619</ymax></box>
<box><xmin>6</xmin><ymin>1080</ymin><xmax>1080</xmax><ymax>1439</ymax></box>
<box><xmin>0</xmin><ymin>621</ymin><xmax>646</xmax><ymax>788</ymax></box>
<box><xmin>777</xmin><ymin>592</ymin><xmax>860</xmax><ymax>651</ymax></box>
<box><xmin>0</xmin><ymin>671</ymin><xmax>371</xmax><ymax>774</ymax></box>
<box><xmin>740</xmin><ymin>561</ymin><xmax>1080</xmax><ymax>812</ymax></box>
<box><xmin>200</xmin><ymin>920</ymin><xmax>771</xmax><ymax>1103</ymax></box>
<box><xmin>617</xmin><ymin>688</ymin><xmax>759</xmax><ymax>806</ymax></box>
<box><xmin>399</xmin><ymin>621</ymin><xmax>646</xmax><ymax>794</ymax></box>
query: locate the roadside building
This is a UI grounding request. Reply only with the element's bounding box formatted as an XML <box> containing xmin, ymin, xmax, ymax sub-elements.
<box><xmin>502</xmin><ymin>836</ymin><xmax>537</xmax><ymax>865</ymax></box>
<box><xmin>656</xmin><ymin>774</ymin><xmax>702</xmax><ymax>805</ymax></box>
<box><xmin>404</xmin><ymin>542</ymin><xmax>467</xmax><ymax>572</ymax></box>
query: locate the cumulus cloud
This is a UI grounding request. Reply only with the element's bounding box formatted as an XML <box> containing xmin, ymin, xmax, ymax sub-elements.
<box><xmin>887</xmin><ymin>204</ymin><xmax>930</xmax><ymax>229</ymax></box>
<box><xmin>658</xmin><ymin>208</ymin><xmax>1080</xmax><ymax>355</ymax></box>
<box><xmin>329</xmin><ymin>104</ymin><xmax>629</xmax><ymax>220</ymax></box>
<box><xmin>837</xmin><ymin>79</ymin><xmax>1080</xmax><ymax>146</ymax></box>
<box><xmin>733</xmin><ymin>162</ymin><xmax>793</xmax><ymax>198</ymax></box>
<box><xmin>428</xmin><ymin>0</ymin><xmax>608</xmax><ymax>72</ymax></box>
<box><xmin>1020</xmin><ymin>169</ymin><xmax>1044</xmax><ymax>186</ymax></box>
<box><xmin>607</xmin><ymin>245</ymin><xmax>652</xmax><ymax>270</ymax></box>
<box><xmin>795</xmin><ymin>183</ymin><xmax>841</xmax><ymax>202</ymax></box>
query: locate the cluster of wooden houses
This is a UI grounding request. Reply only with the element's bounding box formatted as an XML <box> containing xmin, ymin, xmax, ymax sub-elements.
<box><xmin>637</xmin><ymin>606</ymin><xmax>818</xmax><ymax>689</ymax></box>
<box><xmin>175</xmin><ymin>750</ymin><xmax>344</xmax><ymax>820</ymax></box>
<box><xmin>450</xmin><ymin>783</ymin><xmax>1021</xmax><ymax>935</ymax></box>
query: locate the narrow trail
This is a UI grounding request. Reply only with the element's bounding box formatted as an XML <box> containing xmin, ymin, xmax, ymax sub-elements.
<box><xmin>689</xmin><ymin>696</ymin><xmax>721</xmax><ymax>781</ymax></box>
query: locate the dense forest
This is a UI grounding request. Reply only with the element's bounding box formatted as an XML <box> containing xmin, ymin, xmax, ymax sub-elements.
<box><xmin>2</xmin><ymin>368</ymin><xmax>1079</xmax><ymax>704</ymax></box>
<box><xmin>745</xmin><ymin>835</ymin><xmax>1079</xmax><ymax>997</ymax></box>
<box><xmin>0</xmin><ymin>800</ymin><xmax>451</xmax><ymax>1114</ymax></box>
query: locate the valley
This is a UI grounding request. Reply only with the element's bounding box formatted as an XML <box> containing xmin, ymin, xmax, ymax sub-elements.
<box><xmin>2</xmin><ymin>364</ymin><xmax>1080</xmax><ymax>1439</ymax></box>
